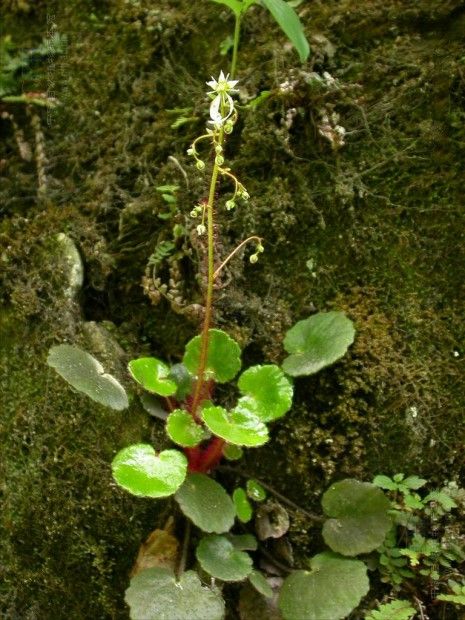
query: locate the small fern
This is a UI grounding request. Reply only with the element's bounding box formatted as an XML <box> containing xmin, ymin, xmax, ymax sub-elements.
<box><xmin>365</xmin><ymin>599</ymin><xmax>416</xmax><ymax>620</ymax></box>
<box><xmin>437</xmin><ymin>581</ymin><xmax>465</xmax><ymax>606</ymax></box>
<box><xmin>147</xmin><ymin>241</ymin><xmax>175</xmax><ymax>268</ymax></box>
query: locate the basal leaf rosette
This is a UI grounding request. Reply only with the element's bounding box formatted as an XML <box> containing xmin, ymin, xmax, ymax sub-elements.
<box><xmin>47</xmin><ymin>344</ymin><xmax>129</xmax><ymax>410</ymax></box>
<box><xmin>183</xmin><ymin>329</ymin><xmax>241</xmax><ymax>383</ymax></box>
<box><xmin>111</xmin><ymin>444</ymin><xmax>187</xmax><ymax>498</ymax></box>
<box><xmin>166</xmin><ymin>409</ymin><xmax>208</xmax><ymax>447</ymax></box>
<box><xmin>282</xmin><ymin>311</ymin><xmax>355</xmax><ymax>377</ymax></box>
<box><xmin>278</xmin><ymin>552</ymin><xmax>369</xmax><ymax>620</ymax></box>
<box><xmin>196</xmin><ymin>534</ymin><xmax>253</xmax><ymax>581</ymax></box>
<box><xmin>322</xmin><ymin>479</ymin><xmax>391</xmax><ymax>556</ymax></box>
<box><xmin>128</xmin><ymin>357</ymin><xmax>177</xmax><ymax>397</ymax></box>
<box><xmin>237</xmin><ymin>364</ymin><xmax>293</xmax><ymax>421</ymax></box>
<box><xmin>201</xmin><ymin>405</ymin><xmax>269</xmax><ymax>447</ymax></box>
<box><xmin>175</xmin><ymin>473</ymin><xmax>235</xmax><ymax>533</ymax></box>
<box><xmin>125</xmin><ymin>567</ymin><xmax>224</xmax><ymax>620</ymax></box>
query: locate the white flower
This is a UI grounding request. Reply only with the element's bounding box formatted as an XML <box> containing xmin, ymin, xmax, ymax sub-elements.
<box><xmin>206</xmin><ymin>70</ymin><xmax>238</xmax><ymax>96</ymax></box>
<box><xmin>206</xmin><ymin>71</ymin><xmax>238</xmax><ymax>128</ymax></box>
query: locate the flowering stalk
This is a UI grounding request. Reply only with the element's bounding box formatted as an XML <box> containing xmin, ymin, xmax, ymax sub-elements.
<box><xmin>187</xmin><ymin>72</ymin><xmax>263</xmax><ymax>426</ymax></box>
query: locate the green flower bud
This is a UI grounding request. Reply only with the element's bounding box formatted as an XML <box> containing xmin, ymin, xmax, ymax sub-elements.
<box><xmin>249</xmin><ymin>253</ymin><xmax>258</xmax><ymax>264</ymax></box>
<box><xmin>196</xmin><ymin>160</ymin><xmax>205</xmax><ymax>171</ymax></box>
<box><xmin>187</xmin><ymin>147</ymin><xmax>195</xmax><ymax>156</ymax></box>
<box><xmin>257</xmin><ymin>243</ymin><xmax>264</xmax><ymax>253</ymax></box>
<box><xmin>225</xmin><ymin>200</ymin><xmax>235</xmax><ymax>210</ymax></box>
<box><xmin>215</xmin><ymin>145</ymin><xmax>223</xmax><ymax>154</ymax></box>
<box><xmin>215</xmin><ymin>155</ymin><xmax>224</xmax><ymax>166</ymax></box>
<box><xmin>224</xmin><ymin>121</ymin><xmax>234</xmax><ymax>134</ymax></box>
<box><xmin>190</xmin><ymin>209</ymin><xmax>198</xmax><ymax>218</ymax></box>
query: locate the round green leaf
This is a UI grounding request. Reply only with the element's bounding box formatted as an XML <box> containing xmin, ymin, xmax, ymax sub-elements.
<box><xmin>166</xmin><ymin>409</ymin><xmax>207</xmax><ymax>447</ymax></box>
<box><xmin>233</xmin><ymin>488</ymin><xmax>253</xmax><ymax>523</ymax></box>
<box><xmin>246</xmin><ymin>479</ymin><xmax>267</xmax><ymax>502</ymax></box>
<box><xmin>183</xmin><ymin>329</ymin><xmax>241</xmax><ymax>383</ymax></box>
<box><xmin>282</xmin><ymin>311</ymin><xmax>355</xmax><ymax>376</ymax></box>
<box><xmin>128</xmin><ymin>357</ymin><xmax>177</xmax><ymax>397</ymax></box>
<box><xmin>111</xmin><ymin>444</ymin><xmax>187</xmax><ymax>498</ymax></box>
<box><xmin>278</xmin><ymin>552</ymin><xmax>369</xmax><ymax>620</ymax></box>
<box><xmin>201</xmin><ymin>405</ymin><xmax>269</xmax><ymax>447</ymax></box>
<box><xmin>196</xmin><ymin>535</ymin><xmax>253</xmax><ymax>582</ymax></box>
<box><xmin>237</xmin><ymin>365</ymin><xmax>293</xmax><ymax>422</ymax></box>
<box><xmin>125</xmin><ymin>567</ymin><xmax>224</xmax><ymax>620</ymax></box>
<box><xmin>322</xmin><ymin>479</ymin><xmax>391</xmax><ymax>556</ymax></box>
<box><xmin>249</xmin><ymin>570</ymin><xmax>273</xmax><ymax>599</ymax></box>
<box><xmin>47</xmin><ymin>344</ymin><xmax>129</xmax><ymax>410</ymax></box>
<box><xmin>175</xmin><ymin>473</ymin><xmax>235</xmax><ymax>533</ymax></box>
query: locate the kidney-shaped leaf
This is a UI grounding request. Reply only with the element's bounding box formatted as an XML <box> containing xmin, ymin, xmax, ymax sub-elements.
<box><xmin>183</xmin><ymin>329</ymin><xmax>241</xmax><ymax>383</ymax></box>
<box><xmin>282</xmin><ymin>311</ymin><xmax>355</xmax><ymax>376</ymax></box>
<box><xmin>202</xmin><ymin>405</ymin><xmax>269</xmax><ymax>447</ymax></box>
<box><xmin>111</xmin><ymin>444</ymin><xmax>187</xmax><ymax>498</ymax></box>
<box><xmin>125</xmin><ymin>567</ymin><xmax>224</xmax><ymax>620</ymax></box>
<box><xmin>47</xmin><ymin>344</ymin><xmax>128</xmax><ymax>410</ymax></box>
<box><xmin>166</xmin><ymin>409</ymin><xmax>207</xmax><ymax>447</ymax></box>
<box><xmin>196</xmin><ymin>535</ymin><xmax>253</xmax><ymax>582</ymax></box>
<box><xmin>237</xmin><ymin>365</ymin><xmax>293</xmax><ymax>422</ymax></box>
<box><xmin>261</xmin><ymin>0</ymin><xmax>310</xmax><ymax>62</ymax></box>
<box><xmin>322</xmin><ymin>479</ymin><xmax>391</xmax><ymax>556</ymax></box>
<box><xmin>175</xmin><ymin>473</ymin><xmax>235</xmax><ymax>533</ymax></box>
<box><xmin>128</xmin><ymin>357</ymin><xmax>177</xmax><ymax>397</ymax></box>
<box><xmin>278</xmin><ymin>552</ymin><xmax>369</xmax><ymax>620</ymax></box>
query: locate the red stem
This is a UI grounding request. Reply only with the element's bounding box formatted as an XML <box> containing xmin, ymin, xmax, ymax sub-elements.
<box><xmin>185</xmin><ymin>437</ymin><xmax>225</xmax><ymax>473</ymax></box>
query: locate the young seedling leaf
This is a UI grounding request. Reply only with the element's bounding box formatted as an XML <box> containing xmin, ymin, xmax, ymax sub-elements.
<box><xmin>128</xmin><ymin>357</ymin><xmax>177</xmax><ymax>397</ymax></box>
<box><xmin>47</xmin><ymin>344</ymin><xmax>129</xmax><ymax>410</ymax></box>
<box><xmin>365</xmin><ymin>599</ymin><xmax>416</xmax><ymax>620</ymax></box>
<box><xmin>322</xmin><ymin>479</ymin><xmax>391</xmax><ymax>556</ymax></box>
<box><xmin>282</xmin><ymin>311</ymin><xmax>355</xmax><ymax>376</ymax></box>
<box><xmin>175</xmin><ymin>473</ymin><xmax>235</xmax><ymax>533</ymax></box>
<box><xmin>183</xmin><ymin>329</ymin><xmax>241</xmax><ymax>383</ymax></box>
<box><xmin>111</xmin><ymin>445</ymin><xmax>187</xmax><ymax>498</ymax></box>
<box><xmin>125</xmin><ymin>567</ymin><xmax>224</xmax><ymax>620</ymax></box>
<box><xmin>166</xmin><ymin>409</ymin><xmax>207</xmax><ymax>447</ymax></box>
<box><xmin>261</xmin><ymin>0</ymin><xmax>310</xmax><ymax>62</ymax></box>
<box><xmin>278</xmin><ymin>553</ymin><xmax>369</xmax><ymax>620</ymax></box>
<box><xmin>210</xmin><ymin>0</ymin><xmax>242</xmax><ymax>17</ymax></box>
<box><xmin>246</xmin><ymin>479</ymin><xmax>267</xmax><ymax>502</ymax></box>
<box><xmin>249</xmin><ymin>570</ymin><xmax>273</xmax><ymax>599</ymax></box>
<box><xmin>201</xmin><ymin>405</ymin><xmax>269</xmax><ymax>447</ymax></box>
<box><xmin>237</xmin><ymin>364</ymin><xmax>293</xmax><ymax>421</ymax></box>
<box><xmin>233</xmin><ymin>487</ymin><xmax>253</xmax><ymax>523</ymax></box>
<box><xmin>196</xmin><ymin>534</ymin><xmax>253</xmax><ymax>581</ymax></box>
<box><xmin>223</xmin><ymin>443</ymin><xmax>244</xmax><ymax>461</ymax></box>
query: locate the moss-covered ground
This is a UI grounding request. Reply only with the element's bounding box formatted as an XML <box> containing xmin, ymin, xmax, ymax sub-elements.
<box><xmin>1</xmin><ymin>0</ymin><xmax>464</xmax><ymax>617</ymax></box>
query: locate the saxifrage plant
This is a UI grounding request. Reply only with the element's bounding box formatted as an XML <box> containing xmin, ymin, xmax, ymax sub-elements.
<box><xmin>47</xmin><ymin>74</ymin><xmax>395</xmax><ymax>620</ymax></box>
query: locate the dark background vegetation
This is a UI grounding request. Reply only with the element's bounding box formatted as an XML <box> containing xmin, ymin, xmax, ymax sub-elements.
<box><xmin>1</xmin><ymin>0</ymin><xmax>464</xmax><ymax>617</ymax></box>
